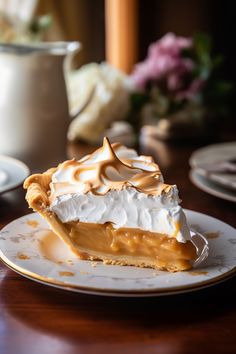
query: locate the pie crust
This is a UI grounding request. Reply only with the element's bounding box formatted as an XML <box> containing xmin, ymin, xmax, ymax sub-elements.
<box><xmin>24</xmin><ymin>169</ymin><xmax>197</xmax><ymax>272</ymax></box>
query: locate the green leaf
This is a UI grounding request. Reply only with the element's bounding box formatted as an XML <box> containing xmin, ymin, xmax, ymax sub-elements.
<box><xmin>29</xmin><ymin>14</ymin><xmax>53</xmax><ymax>34</ymax></box>
<box><xmin>194</xmin><ymin>32</ymin><xmax>212</xmax><ymax>55</ymax></box>
<box><xmin>37</xmin><ymin>14</ymin><xmax>53</xmax><ymax>30</ymax></box>
<box><xmin>193</xmin><ymin>32</ymin><xmax>212</xmax><ymax>69</ymax></box>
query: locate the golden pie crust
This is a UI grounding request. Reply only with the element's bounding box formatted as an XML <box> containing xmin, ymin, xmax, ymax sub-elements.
<box><xmin>24</xmin><ymin>169</ymin><xmax>197</xmax><ymax>272</ymax></box>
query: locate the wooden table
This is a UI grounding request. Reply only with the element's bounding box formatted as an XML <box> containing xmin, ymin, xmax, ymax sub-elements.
<box><xmin>0</xmin><ymin>139</ymin><xmax>235</xmax><ymax>354</ymax></box>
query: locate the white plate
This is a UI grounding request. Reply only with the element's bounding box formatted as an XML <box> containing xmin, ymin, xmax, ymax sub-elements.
<box><xmin>0</xmin><ymin>155</ymin><xmax>30</xmax><ymax>195</ymax></box>
<box><xmin>190</xmin><ymin>169</ymin><xmax>236</xmax><ymax>203</ymax></box>
<box><xmin>0</xmin><ymin>169</ymin><xmax>8</xmax><ymax>186</ymax></box>
<box><xmin>195</xmin><ymin>168</ymin><xmax>236</xmax><ymax>191</ymax></box>
<box><xmin>189</xmin><ymin>141</ymin><xmax>236</xmax><ymax>168</ymax></box>
<box><xmin>0</xmin><ymin>211</ymin><xmax>235</xmax><ymax>297</ymax></box>
<box><xmin>189</xmin><ymin>141</ymin><xmax>236</xmax><ymax>192</ymax></box>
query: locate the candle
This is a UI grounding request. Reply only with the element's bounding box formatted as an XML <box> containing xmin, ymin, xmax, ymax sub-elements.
<box><xmin>105</xmin><ymin>0</ymin><xmax>138</xmax><ymax>74</ymax></box>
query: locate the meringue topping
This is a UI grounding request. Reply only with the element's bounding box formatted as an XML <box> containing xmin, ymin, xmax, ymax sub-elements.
<box><xmin>49</xmin><ymin>138</ymin><xmax>191</xmax><ymax>243</ymax></box>
<box><xmin>49</xmin><ymin>137</ymin><xmax>172</xmax><ymax>201</ymax></box>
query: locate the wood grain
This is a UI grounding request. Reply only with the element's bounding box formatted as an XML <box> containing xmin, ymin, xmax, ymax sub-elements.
<box><xmin>0</xmin><ymin>140</ymin><xmax>235</xmax><ymax>354</ymax></box>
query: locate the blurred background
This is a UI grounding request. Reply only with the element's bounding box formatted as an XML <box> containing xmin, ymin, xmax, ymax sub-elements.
<box><xmin>33</xmin><ymin>0</ymin><xmax>235</xmax><ymax>91</ymax></box>
<box><xmin>0</xmin><ymin>0</ymin><xmax>235</xmax><ymax>173</ymax></box>
<box><xmin>27</xmin><ymin>0</ymin><xmax>235</xmax><ymax>80</ymax></box>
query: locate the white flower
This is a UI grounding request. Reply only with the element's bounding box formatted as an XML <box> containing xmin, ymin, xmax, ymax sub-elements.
<box><xmin>67</xmin><ymin>62</ymin><xmax>132</xmax><ymax>143</ymax></box>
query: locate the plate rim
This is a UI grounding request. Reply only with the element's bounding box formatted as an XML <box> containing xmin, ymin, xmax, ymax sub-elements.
<box><xmin>0</xmin><ymin>252</ymin><xmax>235</xmax><ymax>297</ymax></box>
<box><xmin>195</xmin><ymin>167</ymin><xmax>236</xmax><ymax>191</ymax></box>
<box><xmin>0</xmin><ymin>155</ymin><xmax>30</xmax><ymax>194</ymax></box>
<box><xmin>0</xmin><ymin>210</ymin><xmax>236</xmax><ymax>297</ymax></box>
<box><xmin>189</xmin><ymin>169</ymin><xmax>236</xmax><ymax>203</ymax></box>
<box><xmin>189</xmin><ymin>141</ymin><xmax>236</xmax><ymax>169</ymax></box>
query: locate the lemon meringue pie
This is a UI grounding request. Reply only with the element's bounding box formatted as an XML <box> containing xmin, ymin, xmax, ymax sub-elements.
<box><xmin>24</xmin><ymin>138</ymin><xmax>197</xmax><ymax>271</ymax></box>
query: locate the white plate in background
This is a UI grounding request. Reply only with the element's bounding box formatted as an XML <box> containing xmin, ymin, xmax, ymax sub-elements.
<box><xmin>195</xmin><ymin>168</ymin><xmax>236</xmax><ymax>191</ymax></box>
<box><xmin>189</xmin><ymin>141</ymin><xmax>236</xmax><ymax>169</ymax></box>
<box><xmin>0</xmin><ymin>155</ymin><xmax>30</xmax><ymax>195</ymax></box>
<box><xmin>189</xmin><ymin>141</ymin><xmax>236</xmax><ymax>201</ymax></box>
<box><xmin>189</xmin><ymin>169</ymin><xmax>236</xmax><ymax>203</ymax></box>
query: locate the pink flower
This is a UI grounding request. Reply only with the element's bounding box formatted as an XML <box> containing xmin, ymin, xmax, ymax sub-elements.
<box><xmin>148</xmin><ymin>33</ymin><xmax>192</xmax><ymax>57</ymax></box>
<box><xmin>130</xmin><ymin>33</ymin><xmax>201</xmax><ymax>99</ymax></box>
<box><xmin>167</xmin><ymin>58</ymin><xmax>194</xmax><ymax>91</ymax></box>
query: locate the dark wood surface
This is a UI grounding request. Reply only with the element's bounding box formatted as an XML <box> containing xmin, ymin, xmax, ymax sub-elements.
<box><xmin>0</xmin><ymin>139</ymin><xmax>235</xmax><ymax>354</ymax></box>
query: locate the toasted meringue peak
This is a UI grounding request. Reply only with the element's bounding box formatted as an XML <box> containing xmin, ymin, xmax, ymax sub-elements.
<box><xmin>49</xmin><ymin>137</ymin><xmax>173</xmax><ymax>201</ymax></box>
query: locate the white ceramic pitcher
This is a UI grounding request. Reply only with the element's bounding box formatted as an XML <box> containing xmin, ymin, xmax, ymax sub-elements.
<box><xmin>0</xmin><ymin>41</ymin><xmax>81</xmax><ymax>170</ymax></box>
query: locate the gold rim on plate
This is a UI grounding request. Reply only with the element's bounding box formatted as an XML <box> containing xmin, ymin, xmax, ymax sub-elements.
<box><xmin>0</xmin><ymin>251</ymin><xmax>235</xmax><ymax>296</ymax></box>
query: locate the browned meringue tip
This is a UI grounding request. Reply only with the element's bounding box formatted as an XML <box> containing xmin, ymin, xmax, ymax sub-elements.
<box><xmin>102</xmin><ymin>136</ymin><xmax>118</xmax><ymax>159</ymax></box>
<box><xmin>49</xmin><ymin>138</ymin><xmax>175</xmax><ymax>199</ymax></box>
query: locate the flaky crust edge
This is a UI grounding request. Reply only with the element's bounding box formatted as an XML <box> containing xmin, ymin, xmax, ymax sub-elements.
<box><xmin>23</xmin><ymin>169</ymin><xmax>85</xmax><ymax>257</ymax></box>
<box><xmin>23</xmin><ymin>168</ymin><xmax>55</xmax><ymax>212</ymax></box>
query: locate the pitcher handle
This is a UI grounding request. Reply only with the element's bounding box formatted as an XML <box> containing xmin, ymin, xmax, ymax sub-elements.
<box><xmin>64</xmin><ymin>41</ymin><xmax>96</xmax><ymax>120</ymax></box>
<box><xmin>69</xmin><ymin>85</ymin><xmax>96</xmax><ymax>120</ymax></box>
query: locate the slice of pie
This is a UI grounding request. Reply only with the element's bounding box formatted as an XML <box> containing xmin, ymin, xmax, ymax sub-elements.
<box><xmin>24</xmin><ymin>137</ymin><xmax>197</xmax><ymax>271</ymax></box>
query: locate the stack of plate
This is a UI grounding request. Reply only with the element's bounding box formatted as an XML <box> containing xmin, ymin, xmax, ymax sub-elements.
<box><xmin>189</xmin><ymin>142</ymin><xmax>236</xmax><ymax>203</ymax></box>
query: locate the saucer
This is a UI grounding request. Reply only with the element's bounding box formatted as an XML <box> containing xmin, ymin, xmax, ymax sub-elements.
<box><xmin>189</xmin><ymin>141</ymin><xmax>236</xmax><ymax>169</ymax></box>
<box><xmin>189</xmin><ymin>142</ymin><xmax>236</xmax><ymax>193</ymax></box>
<box><xmin>0</xmin><ymin>210</ymin><xmax>235</xmax><ymax>297</ymax></box>
<box><xmin>190</xmin><ymin>170</ymin><xmax>236</xmax><ymax>203</ymax></box>
<box><xmin>0</xmin><ymin>155</ymin><xmax>30</xmax><ymax>195</ymax></box>
<box><xmin>195</xmin><ymin>168</ymin><xmax>236</xmax><ymax>192</ymax></box>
